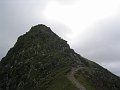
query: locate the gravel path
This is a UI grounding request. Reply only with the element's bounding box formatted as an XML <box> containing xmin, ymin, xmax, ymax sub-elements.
<box><xmin>67</xmin><ymin>67</ymin><xmax>86</xmax><ymax>90</ymax></box>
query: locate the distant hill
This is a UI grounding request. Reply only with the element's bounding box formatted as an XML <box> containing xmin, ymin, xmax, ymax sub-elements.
<box><xmin>0</xmin><ymin>24</ymin><xmax>120</xmax><ymax>90</ymax></box>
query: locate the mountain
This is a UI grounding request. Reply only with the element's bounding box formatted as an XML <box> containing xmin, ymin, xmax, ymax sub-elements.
<box><xmin>0</xmin><ymin>24</ymin><xmax>120</xmax><ymax>90</ymax></box>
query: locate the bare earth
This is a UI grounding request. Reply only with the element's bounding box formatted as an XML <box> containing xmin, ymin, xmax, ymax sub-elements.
<box><xmin>67</xmin><ymin>67</ymin><xmax>86</xmax><ymax>90</ymax></box>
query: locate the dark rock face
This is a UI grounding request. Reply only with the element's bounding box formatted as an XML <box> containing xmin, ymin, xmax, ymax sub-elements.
<box><xmin>0</xmin><ymin>24</ymin><xmax>120</xmax><ymax>90</ymax></box>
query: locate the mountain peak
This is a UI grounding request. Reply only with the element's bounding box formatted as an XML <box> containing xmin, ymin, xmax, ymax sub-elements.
<box><xmin>0</xmin><ymin>24</ymin><xmax>120</xmax><ymax>90</ymax></box>
<box><xmin>30</xmin><ymin>24</ymin><xmax>52</xmax><ymax>33</ymax></box>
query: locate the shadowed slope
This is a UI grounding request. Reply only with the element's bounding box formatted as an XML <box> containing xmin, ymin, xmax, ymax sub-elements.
<box><xmin>0</xmin><ymin>24</ymin><xmax>120</xmax><ymax>90</ymax></box>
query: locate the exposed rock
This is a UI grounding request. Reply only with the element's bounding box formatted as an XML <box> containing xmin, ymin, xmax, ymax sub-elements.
<box><xmin>0</xmin><ymin>24</ymin><xmax>120</xmax><ymax>90</ymax></box>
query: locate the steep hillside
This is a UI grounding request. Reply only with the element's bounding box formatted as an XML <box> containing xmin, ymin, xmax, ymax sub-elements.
<box><xmin>0</xmin><ymin>24</ymin><xmax>120</xmax><ymax>90</ymax></box>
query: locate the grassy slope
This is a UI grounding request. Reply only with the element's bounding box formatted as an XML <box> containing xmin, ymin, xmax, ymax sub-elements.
<box><xmin>74</xmin><ymin>59</ymin><xmax>120</xmax><ymax>90</ymax></box>
<box><xmin>47</xmin><ymin>68</ymin><xmax>78</xmax><ymax>90</ymax></box>
<box><xmin>75</xmin><ymin>72</ymin><xmax>96</xmax><ymax>90</ymax></box>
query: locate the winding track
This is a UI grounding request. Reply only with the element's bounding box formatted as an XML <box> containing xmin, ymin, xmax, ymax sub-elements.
<box><xmin>67</xmin><ymin>67</ymin><xmax>86</xmax><ymax>90</ymax></box>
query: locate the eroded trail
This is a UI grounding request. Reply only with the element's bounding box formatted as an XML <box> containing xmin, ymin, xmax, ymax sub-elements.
<box><xmin>67</xmin><ymin>67</ymin><xmax>86</xmax><ymax>90</ymax></box>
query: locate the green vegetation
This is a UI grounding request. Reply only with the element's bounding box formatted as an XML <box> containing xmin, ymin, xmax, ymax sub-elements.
<box><xmin>0</xmin><ymin>24</ymin><xmax>77</xmax><ymax>90</ymax></box>
<box><xmin>0</xmin><ymin>24</ymin><xmax>120</xmax><ymax>90</ymax></box>
<box><xmin>75</xmin><ymin>70</ymin><xmax>96</xmax><ymax>90</ymax></box>
<box><xmin>75</xmin><ymin>61</ymin><xmax>120</xmax><ymax>90</ymax></box>
<box><xmin>47</xmin><ymin>68</ymin><xmax>78</xmax><ymax>90</ymax></box>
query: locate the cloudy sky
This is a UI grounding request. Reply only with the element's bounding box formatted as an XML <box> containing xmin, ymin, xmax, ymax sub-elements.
<box><xmin>0</xmin><ymin>0</ymin><xmax>120</xmax><ymax>76</ymax></box>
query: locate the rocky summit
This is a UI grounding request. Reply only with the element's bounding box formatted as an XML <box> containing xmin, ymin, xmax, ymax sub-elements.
<box><xmin>0</xmin><ymin>24</ymin><xmax>120</xmax><ymax>90</ymax></box>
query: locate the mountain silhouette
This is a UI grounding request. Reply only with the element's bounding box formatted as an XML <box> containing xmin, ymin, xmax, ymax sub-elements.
<box><xmin>0</xmin><ymin>24</ymin><xmax>120</xmax><ymax>90</ymax></box>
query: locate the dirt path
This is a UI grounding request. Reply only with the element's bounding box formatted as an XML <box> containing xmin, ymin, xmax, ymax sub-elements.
<box><xmin>67</xmin><ymin>67</ymin><xmax>86</xmax><ymax>90</ymax></box>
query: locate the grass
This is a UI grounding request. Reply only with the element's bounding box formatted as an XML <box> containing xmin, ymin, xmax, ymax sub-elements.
<box><xmin>46</xmin><ymin>67</ymin><xmax>79</xmax><ymax>90</ymax></box>
<box><xmin>75</xmin><ymin>70</ymin><xmax>96</xmax><ymax>90</ymax></box>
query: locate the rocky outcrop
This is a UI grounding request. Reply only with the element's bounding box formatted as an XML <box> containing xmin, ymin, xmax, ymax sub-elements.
<box><xmin>0</xmin><ymin>24</ymin><xmax>120</xmax><ymax>90</ymax></box>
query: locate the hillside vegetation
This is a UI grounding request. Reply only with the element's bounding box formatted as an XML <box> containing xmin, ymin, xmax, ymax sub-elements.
<box><xmin>0</xmin><ymin>24</ymin><xmax>120</xmax><ymax>90</ymax></box>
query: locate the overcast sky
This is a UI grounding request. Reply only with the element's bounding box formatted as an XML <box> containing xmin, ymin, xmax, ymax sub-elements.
<box><xmin>0</xmin><ymin>0</ymin><xmax>120</xmax><ymax>76</ymax></box>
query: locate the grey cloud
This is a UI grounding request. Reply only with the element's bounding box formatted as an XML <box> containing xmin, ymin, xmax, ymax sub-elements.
<box><xmin>75</xmin><ymin>16</ymin><xmax>120</xmax><ymax>60</ymax></box>
<box><xmin>74</xmin><ymin>16</ymin><xmax>120</xmax><ymax>76</ymax></box>
<box><xmin>101</xmin><ymin>61</ymin><xmax>120</xmax><ymax>76</ymax></box>
<box><xmin>52</xmin><ymin>0</ymin><xmax>80</xmax><ymax>5</ymax></box>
